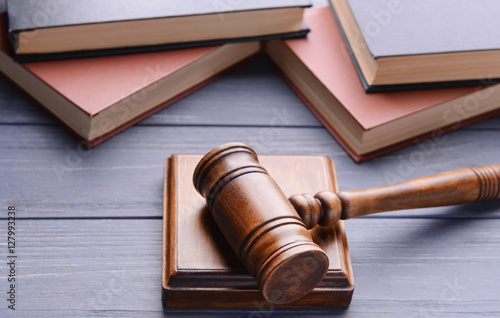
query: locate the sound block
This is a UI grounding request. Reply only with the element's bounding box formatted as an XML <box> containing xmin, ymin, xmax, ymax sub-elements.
<box><xmin>162</xmin><ymin>154</ymin><xmax>354</xmax><ymax>307</ymax></box>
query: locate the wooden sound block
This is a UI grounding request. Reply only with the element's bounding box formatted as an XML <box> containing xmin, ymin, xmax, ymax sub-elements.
<box><xmin>162</xmin><ymin>154</ymin><xmax>354</xmax><ymax>307</ymax></box>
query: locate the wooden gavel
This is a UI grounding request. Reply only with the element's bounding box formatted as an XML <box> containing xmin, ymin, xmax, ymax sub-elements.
<box><xmin>193</xmin><ymin>142</ymin><xmax>500</xmax><ymax>305</ymax></box>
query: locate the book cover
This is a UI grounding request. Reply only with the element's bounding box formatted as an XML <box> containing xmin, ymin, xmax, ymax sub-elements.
<box><xmin>265</xmin><ymin>6</ymin><xmax>500</xmax><ymax>162</ymax></box>
<box><xmin>329</xmin><ymin>0</ymin><xmax>500</xmax><ymax>91</ymax></box>
<box><xmin>7</xmin><ymin>0</ymin><xmax>310</xmax><ymax>61</ymax></box>
<box><xmin>0</xmin><ymin>13</ymin><xmax>260</xmax><ymax>146</ymax></box>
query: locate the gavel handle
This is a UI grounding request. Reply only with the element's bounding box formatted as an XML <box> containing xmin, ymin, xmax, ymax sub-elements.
<box><xmin>289</xmin><ymin>165</ymin><xmax>500</xmax><ymax>229</ymax></box>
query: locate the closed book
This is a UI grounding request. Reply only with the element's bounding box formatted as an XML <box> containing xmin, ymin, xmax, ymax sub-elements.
<box><xmin>0</xmin><ymin>13</ymin><xmax>260</xmax><ymax>147</ymax></box>
<box><xmin>265</xmin><ymin>7</ymin><xmax>500</xmax><ymax>162</ymax></box>
<box><xmin>329</xmin><ymin>0</ymin><xmax>500</xmax><ymax>91</ymax></box>
<box><xmin>7</xmin><ymin>0</ymin><xmax>309</xmax><ymax>61</ymax></box>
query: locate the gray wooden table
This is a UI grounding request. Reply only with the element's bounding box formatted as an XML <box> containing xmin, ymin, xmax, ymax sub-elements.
<box><xmin>1</xmin><ymin>3</ymin><xmax>500</xmax><ymax>318</ymax></box>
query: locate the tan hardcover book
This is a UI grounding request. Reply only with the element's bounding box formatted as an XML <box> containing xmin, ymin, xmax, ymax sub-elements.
<box><xmin>7</xmin><ymin>0</ymin><xmax>309</xmax><ymax>61</ymax></box>
<box><xmin>265</xmin><ymin>6</ymin><xmax>500</xmax><ymax>162</ymax></box>
<box><xmin>0</xmin><ymin>14</ymin><xmax>260</xmax><ymax>146</ymax></box>
<box><xmin>330</xmin><ymin>0</ymin><xmax>500</xmax><ymax>91</ymax></box>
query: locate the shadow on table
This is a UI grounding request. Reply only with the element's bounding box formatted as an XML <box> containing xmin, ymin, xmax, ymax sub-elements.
<box><xmin>163</xmin><ymin>306</ymin><xmax>349</xmax><ymax>317</ymax></box>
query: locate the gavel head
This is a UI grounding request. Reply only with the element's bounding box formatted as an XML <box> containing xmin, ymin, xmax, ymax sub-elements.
<box><xmin>193</xmin><ymin>142</ymin><xmax>329</xmax><ymax>304</ymax></box>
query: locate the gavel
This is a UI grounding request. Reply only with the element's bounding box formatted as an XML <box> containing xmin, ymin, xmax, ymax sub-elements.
<box><xmin>193</xmin><ymin>142</ymin><xmax>500</xmax><ymax>305</ymax></box>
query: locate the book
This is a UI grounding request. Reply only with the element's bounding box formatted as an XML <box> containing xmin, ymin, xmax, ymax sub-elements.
<box><xmin>7</xmin><ymin>0</ymin><xmax>310</xmax><ymax>62</ymax></box>
<box><xmin>329</xmin><ymin>0</ymin><xmax>500</xmax><ymax>92</ymax></box>
<box><xmin>265</xmin><ymin>6</ymin><xmax>500</xmax><ymax>162</ymax></box>
<box><xmin>0</xmin><ymin>13</ymin><xmax>260</xmax><ymax>147</ymax></box>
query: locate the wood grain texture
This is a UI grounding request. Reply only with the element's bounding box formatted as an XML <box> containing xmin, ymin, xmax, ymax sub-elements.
<box><xmin>0</xmin><ymin>218</ymin><xmax>499</xmax><ymax>316</ymax></box>
<box><xmin>292</xmin><ymin>165</ymin><xmax>500</xmax><ymax>227</ymax></box>
<box><xmin>1</xmin><ymin>39</ymin><xmax>499</xmax><ymax>316</ymax></box>
<box><xmin>0</xmin><ymin>124</ymin><xmax>498</xmax><ymax>219</ymax></box>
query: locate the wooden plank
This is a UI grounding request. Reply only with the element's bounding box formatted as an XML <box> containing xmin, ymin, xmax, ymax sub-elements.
<box><xmin>0</xmin><ymin>125</ymin><xmax>341</xmax><ymax>218</ymax></box>
<box><xmin>0</xmin><ymin>76</ymin><xmax>57</xmax><ymax>124</ymax></box>
<box><xmin>0</xmin><ymin>124</ymin><xmax>499</xmax><ymax>219</ymax></box>
<box><xmin>463</xmin><ymin>116</ymin><xmax>500</xmax><ymax>129</ymax></box>
<box><xmin>0</xmin><ymin>219</ymin><xmax>163</xmax><ymax>315</ymax></box>
<box><xmin>0</xmin><ymin>218</ymin><xmax>499</xmax><ymax>316</ymax></box>
<box><xmin>139</xmin><ymin>56</ymin><xmax>321</xmax><ymax>128</ymax></box>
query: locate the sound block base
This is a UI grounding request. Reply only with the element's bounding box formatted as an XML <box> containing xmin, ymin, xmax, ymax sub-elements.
<box><xmin>162</xmin><ymin>154</ymin><xmax>354</xmax><ymax>307</ymax></box>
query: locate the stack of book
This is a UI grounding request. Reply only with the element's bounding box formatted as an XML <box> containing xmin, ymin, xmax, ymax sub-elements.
<box><xmin>2</xmin><ymin>0</ymin><xmax>499</xmax><ymax>162</ymax></box>
<box><xmin>266</xmin><ymin>1</ymin><xmax>500</xmax><ymax>162</ymax></box>
<box><xmin>0</xmin><ymin>0</ymin><xmax>310</xmax><ymax>146</ymax></box>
